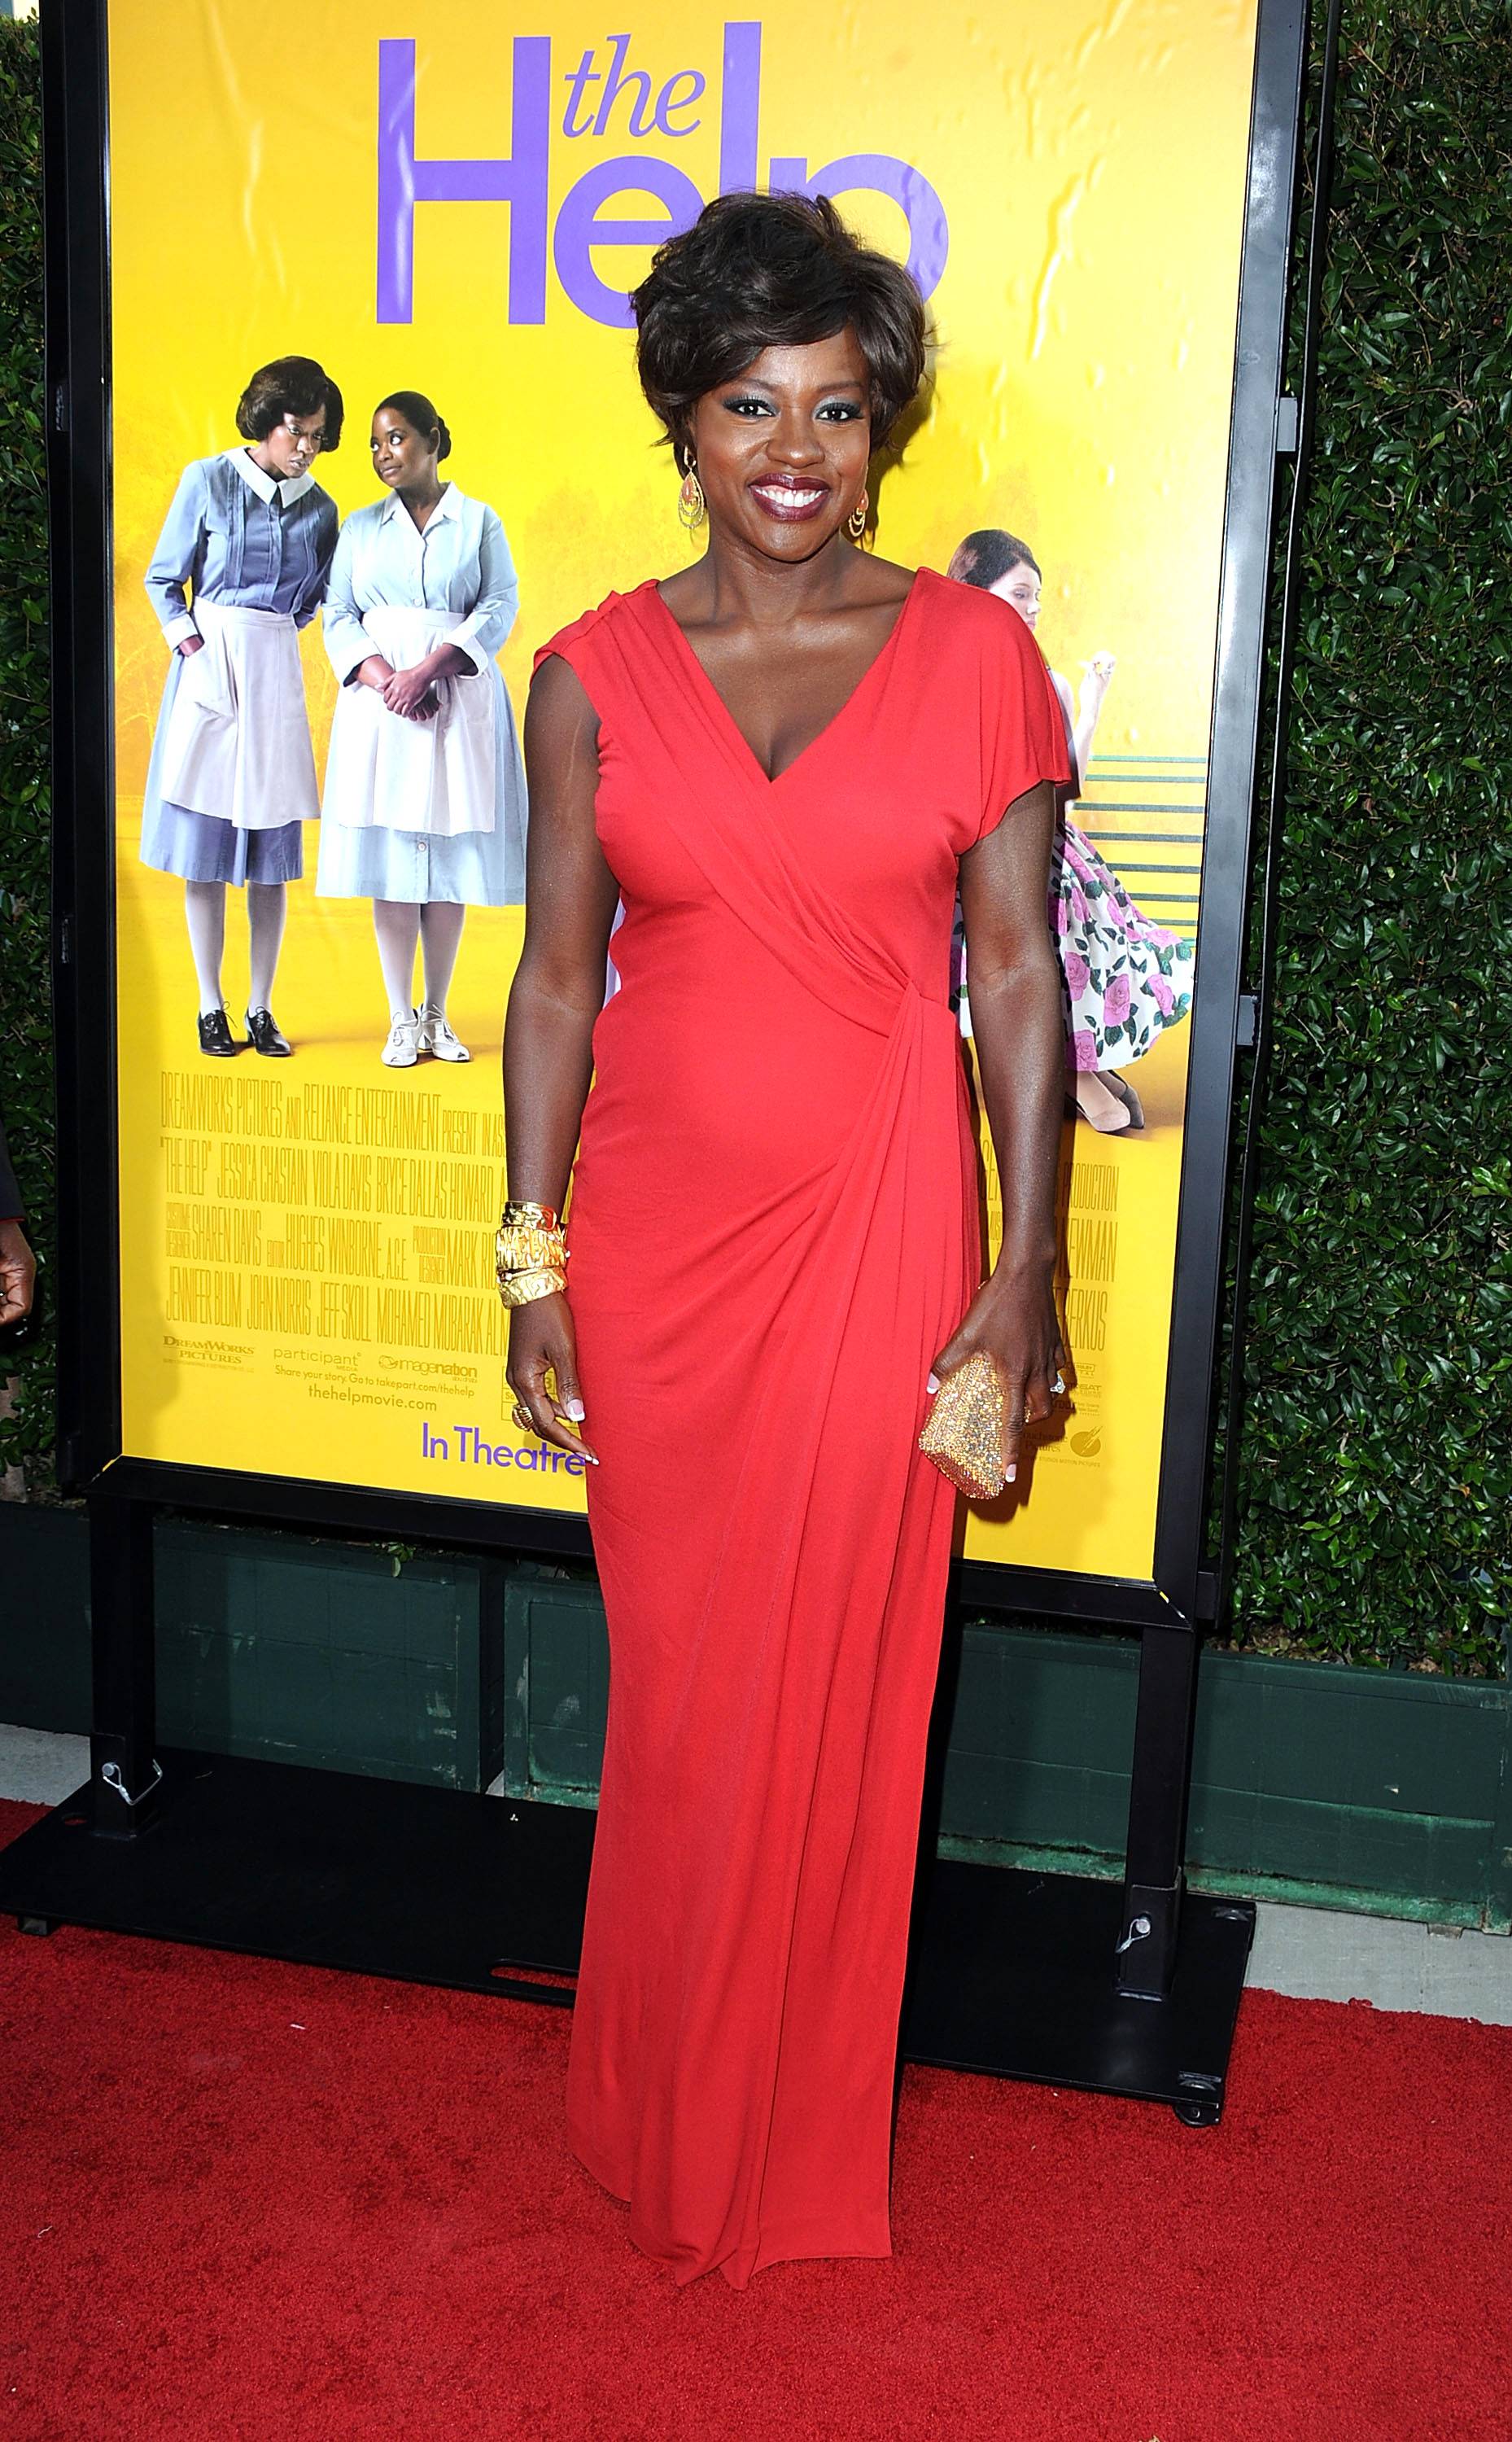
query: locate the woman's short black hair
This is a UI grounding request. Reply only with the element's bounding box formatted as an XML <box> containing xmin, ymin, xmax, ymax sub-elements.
<box><xmin>632</xmin><ymin>192</ymin><xmax>929</xmax><ymax>471</ymax></box>
<box><xmin>375</xmin><ymin>390</ymin><xmax>453</xmax><ymax>462</ymax></box>
<box><xmin>948</xmin><ymin>530</ymin><xmax>1040</xmax><ymax>589</ymax></box>
<box><xmin>235</xmin><ymin>357</ymin><xmax>344</xmax><ymax>452</ymax></box>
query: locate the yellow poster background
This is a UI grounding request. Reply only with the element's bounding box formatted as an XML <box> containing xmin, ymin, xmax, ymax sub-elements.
<box><xmin>108</xmin><ymin>0</ymin><xmax>1259</xmax><ymax>1571</ymax></box>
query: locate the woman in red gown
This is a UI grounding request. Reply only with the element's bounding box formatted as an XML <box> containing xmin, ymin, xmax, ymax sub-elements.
<box><xmin>502</xmin><ymin>195</ymin><xmax>1070</xmax><ymax>2287</ymax></box>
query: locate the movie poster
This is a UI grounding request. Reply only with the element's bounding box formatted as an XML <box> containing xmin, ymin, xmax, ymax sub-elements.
<box><xmin>108</xmin><ymin>0</ymin><xmax>1260</xmax><ymax>1581</ymax></box>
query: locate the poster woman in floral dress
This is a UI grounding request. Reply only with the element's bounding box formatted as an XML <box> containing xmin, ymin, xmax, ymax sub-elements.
<box><xmin>948</xmin><ymin>529</ymin><xmax>1194</xmax><ymax>1133</ymax></box>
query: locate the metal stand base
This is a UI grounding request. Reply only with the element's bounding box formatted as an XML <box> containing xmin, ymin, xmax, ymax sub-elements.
<box><xmin>1</xmin><ymin>1750</ymin><xmax>1253</xmax><ymax>2121</ymax></box>
<box><xmin>902</xmin><ymin>1858</ymin><xmax>1255</xmax><ymax>2124</ymax></box>
<box><xmin>0</xmin><ymin>1748</ymin><xmax>592</xmax><ymax>2007</ymax></box>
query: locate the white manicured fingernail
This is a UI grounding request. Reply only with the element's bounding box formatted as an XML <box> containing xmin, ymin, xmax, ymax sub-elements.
<box><xmin>1006</xmin><ymin>1464</ymin><xmax>1017</xmax><ymax>1483</ymax></box>
<box><xmin>926</xmin><ymin>1373</ymin><xmax>941</xmax><ymax>1394</ymax></box>
<box><xmin>565</xmin><ymin>1398</ymin><xmax>586</xmax><ymax>1421</ymax></box>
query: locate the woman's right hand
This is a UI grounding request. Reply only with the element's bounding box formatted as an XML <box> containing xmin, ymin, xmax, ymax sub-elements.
<box><xmin>1079</xmin><ymin>651</ymin><xmax>1117</xmax><ymax>707</ymax></box>
<box><xmin>506</xmin><ymin>1292</ymin><xmax>598</xmax><ymax>1464</ymax></box>
<box><xmin>355</xmin><ymin>654</ymin><xmax>396</xmax><ymax>693</ymax></box>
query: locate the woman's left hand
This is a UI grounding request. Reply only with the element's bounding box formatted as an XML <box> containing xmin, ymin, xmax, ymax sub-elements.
<box><xmin>928</xmin><ymin>1260</ymin><xmax>1068</xmax><ymax>1486</ymax></box>
<box><xmin>382</xmin><ymin>661</ymin><xmax>439</xmax><ymax>720</ymax></box>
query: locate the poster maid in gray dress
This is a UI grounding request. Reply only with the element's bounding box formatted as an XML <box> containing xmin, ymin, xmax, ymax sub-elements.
<box><xmin>141</xmin><ymin>357</ymin><xmax>342</xmax><ymax>1057</ymax></box>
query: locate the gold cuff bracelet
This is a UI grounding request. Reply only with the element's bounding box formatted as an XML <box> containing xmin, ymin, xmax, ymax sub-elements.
<box><xmin>496</xmin><ymin>1265</ymin><xmax>569</xmax><ymax>1310</ymax></box>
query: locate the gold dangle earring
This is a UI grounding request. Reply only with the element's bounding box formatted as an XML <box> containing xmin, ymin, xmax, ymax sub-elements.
<box><xmin>848</xmin><ymin>489</ymin><xmax>870</xmax><ymax>545</ymax></box>
<box><xmin>679</xmin><ymin>458</ymin><xmax>706</xmax><ymax>530</ymax></box>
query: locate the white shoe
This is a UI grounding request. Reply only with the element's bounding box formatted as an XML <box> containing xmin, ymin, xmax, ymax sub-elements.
<box><xmin>417</xmin><ymin>1004</ymin><xmax>470</xmax><ymax>1062</ymax></box>
<box><xmin>382</xmin><ymin>1013</ymin><xmax>421</xmax><ymax>1068</ymax></box>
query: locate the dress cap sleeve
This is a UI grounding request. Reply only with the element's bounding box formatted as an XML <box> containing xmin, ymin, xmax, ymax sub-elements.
<box><xmin>974</xmin><ymin>600</ymin><xmax>1073</xmax><ymax>847</ymax></box>
<box><xmin>531</xmin><ymin>591</ymin><xmax>633</xmax><ymax>683</ymax></box>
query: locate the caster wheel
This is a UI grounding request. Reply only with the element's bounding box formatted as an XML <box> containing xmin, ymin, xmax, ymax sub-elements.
<box><xmin>1173</xmin><ymin>2099</ymin><xmax>1220</xmax><ymax>2129</ymax></box>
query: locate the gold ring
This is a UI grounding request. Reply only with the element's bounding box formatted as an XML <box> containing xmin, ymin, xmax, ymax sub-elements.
<box><xmin>511</xmin><ymin>1402</ymin><xmax>535</xmax><ymax>1433</ymax></box>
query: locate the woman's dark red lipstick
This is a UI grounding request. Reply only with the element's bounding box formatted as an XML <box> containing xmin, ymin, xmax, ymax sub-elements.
<box><xmin>748</xmin><ymin>476</ymin><xmax>831</xmax><ymax>523</ymax></box>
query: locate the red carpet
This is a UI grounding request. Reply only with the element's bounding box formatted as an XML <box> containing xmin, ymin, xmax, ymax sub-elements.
<box><xmin>2</xmin><ymin>1793</ymin><xmax>1509</xmax><ymax>2442</ymax></box>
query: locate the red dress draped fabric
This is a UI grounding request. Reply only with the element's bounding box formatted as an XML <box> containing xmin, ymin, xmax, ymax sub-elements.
<box><xmin>534</xmin><ymin>570</ymin><xmax>1068</xmax><ymax>2287</ymax></box>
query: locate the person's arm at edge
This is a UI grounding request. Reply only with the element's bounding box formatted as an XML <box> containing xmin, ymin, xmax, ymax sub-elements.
<box><xmin>0</xmin><ymin>1112</ymin><xmax>35</xmax><ymax>1324</ymax></box>
<box><xmin>501</xmin><ymin>651</ymin><xmax>620</xmax><ymax>1461</ymax></box>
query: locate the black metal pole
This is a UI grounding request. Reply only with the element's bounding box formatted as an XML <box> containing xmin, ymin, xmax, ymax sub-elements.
<box><xmin>1114</xmin><ymin>0</ymin><xmax>1344</xmax><ymax>2009</ymax></box>
<box><xmin>1113</xmin><ymin>1621</ymin><xmax>1202</xmax><ymax>1998</ymax></box>
<box><xmin>44</xmin><ymin>0</ymin><xmax>120</xmax><ymax>1492</ymax></box>
<box><xmin>1214</xmin><ymin>0</ymin><xmax>1345</xmax><ymax>1630</ymax></box>
<box><xmin>88</xmin><ymin>1495</ymin><xmax>162</xmax><ymax>1836</ymax></box>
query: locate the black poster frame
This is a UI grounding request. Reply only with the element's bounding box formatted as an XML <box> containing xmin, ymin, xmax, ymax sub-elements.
<box><xmin>47</xmin><ymin>0</ymin><xmax>1309</xmax><ymax>1622</ymax></box>
<box><xmin>11</xmin><ymin>0</ymin><xmax>1336</xmax><ymax>2120</ymax></box>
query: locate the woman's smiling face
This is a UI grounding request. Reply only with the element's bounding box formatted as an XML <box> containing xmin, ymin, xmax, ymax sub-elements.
<box><xmin>370</xmin><ymin>406</ymin><xmax>439</xmax><ymax>492</ymax></box>
<box><xmin>685</xmin><ymin>327</ymin><xmax>872</xmax><ymax>564</ymax></box>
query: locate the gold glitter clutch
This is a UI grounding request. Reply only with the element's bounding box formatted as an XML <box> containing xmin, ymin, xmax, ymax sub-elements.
<box><xmin>919</xmin><ymin>1351</ymin><xmax>1009</xmax><ymax>1499</ymax></box>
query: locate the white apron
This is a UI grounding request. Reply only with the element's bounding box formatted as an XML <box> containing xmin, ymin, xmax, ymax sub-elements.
<box><xmin>321</xmin><ymin>606</ymin><xmax>496</xmax><ymax>837</ymax></box>
<box><xmin>158</xmin><ymin>601</ymin><xmax>320</xmax><ymax>829</ymax></box>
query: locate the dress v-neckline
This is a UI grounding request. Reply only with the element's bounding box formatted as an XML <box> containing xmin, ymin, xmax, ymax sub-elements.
<box><xmin>645</xmin><ymin>570</ymin><xmax>925</xmax><ymax>789</ymax></box>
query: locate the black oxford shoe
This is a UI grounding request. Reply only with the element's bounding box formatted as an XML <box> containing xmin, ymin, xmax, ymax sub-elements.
<box><xmin>246</xmin><ymin>1007</ymin><xmax>291</xmax><ymax>1057</ymax></box>
<box><xmin>198</xmin><ymin>1008</ymin><xmax>238</xmax><ymax>1057</ymax></box>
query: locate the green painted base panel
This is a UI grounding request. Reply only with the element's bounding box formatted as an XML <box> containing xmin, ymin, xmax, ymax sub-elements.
<box><xmin>1</xmin><ymin>1512</ymin><xmax>1507</xmax><ymax>1924</ymax></box>
<box><xmin>502</xmin><ymin>1573</ymin><xmax>1512</xmax><ymax>1933</ymax></box>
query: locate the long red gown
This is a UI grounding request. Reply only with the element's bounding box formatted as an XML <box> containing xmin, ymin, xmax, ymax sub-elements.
<box><xmin>535</xmin><ymin>568</ymin><xmax>1067</xmax><ymax>2287</ymax></box>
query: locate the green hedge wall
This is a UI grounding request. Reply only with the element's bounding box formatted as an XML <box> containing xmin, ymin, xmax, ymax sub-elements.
<box><xmin>1232</xmin><ymin>0</ymin><xmax>1512</xmax><ymax>1674</ymax></box>
<box><xmin>0</xmin><ymin>9</ymin><xmax>1505</xmax><ymax>1670</ymax></box>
